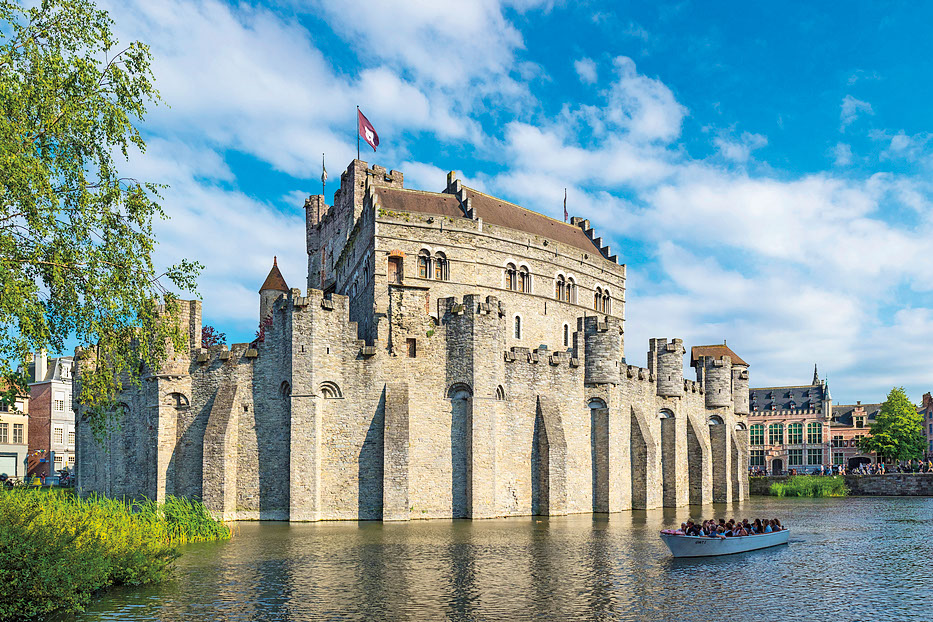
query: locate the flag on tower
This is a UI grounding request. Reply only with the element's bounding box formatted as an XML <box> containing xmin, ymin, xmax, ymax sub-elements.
<box><xmin>563</xmin><ymin>188</ymin><xmax>568</xmax><ymax>223</ymax></box>
<box><xmin>357</xmin><ymin>108</ymin><xmax>379</xmax><ymax>152</ymax></box>
<box><xmin>321</xmin><ymin>154</ymin><xmax>327</xmax><ymax>184</ymax></box>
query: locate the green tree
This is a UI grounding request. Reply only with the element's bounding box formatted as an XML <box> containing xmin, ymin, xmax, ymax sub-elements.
<box><xmin>0</xmin><ymin>0</ymin><xmax>200</xmax><ymax>436</ymax></box>
<box><xmin>857</xmin><ymin>387</ymin><xmax>925</xmax><ymax>462</ymax></box>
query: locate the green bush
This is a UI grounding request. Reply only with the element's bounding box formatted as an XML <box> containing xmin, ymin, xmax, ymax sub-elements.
<box><xmin>770</xmin><ymin>475</ymin><xmax>848</xmax><ymax>497</ymax></box>
<box><xmin>0</xmin><ymin>489</ymin><xmax>230</xmax><ymax>619</ymax></box>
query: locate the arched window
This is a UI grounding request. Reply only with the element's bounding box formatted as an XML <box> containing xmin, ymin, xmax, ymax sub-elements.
<box><xmin>505</xmin><ymin>263</ymin><xmax>517</xmax><ymax>290</ymax></box>
<box><xmin>320</xmin><ymin>381</ymin><xmax>342</xmax><ymax>399</ymax></box>
<box><xmin>659</xmin><ymin>409</ymin><xmax>674</xmax><ymax>419</ymax></box>
<box><xmin>708</xmin><ymin>415</ymin><xmax>725</xmax><ymax>425</ymax></box>
<box><xmin>388</xmin><ymin>256</ymin><xmax>403</xmax><ymax>284</ymax></box>
<box><xmin>168</xmin><ymin>392</ymin><xmax>189</xmax><ymax>410</ymax></box>
<box><xmin>514</xmin><ymin>315</ymin><xmax>521</xmax><ymax>339</ymax></box>
<box><xmin>518</xmin><ymin>266</ymin><xmax>530</xmax><ymax>293</ymax></box>
<box><xmin>495</xmin><ymin>385</ymin><xmax>506</xmax><ymax>401</ymax></box>
<box><xmin>280</xmin><ymin>381</ymin><xmax>291</xmax><ymax>399</ymax></box>
<box><xmin>566</xmin><ymin>277</ymin><xmax>576</xmax><ymax>303</ymax></box>
<box><xmin>602</xmin><ymin>289</ymin><xmax>611</xmax><ymax>314</ymax></box>
<box><xmin>594</xmin><ymin>287</ymin><xmax>602</xmax><ymax>311</ymax></box>
<box><xmin>434</xmin><ymin>252</ymin><xmax>448</xmax><ymax>280</ymax></box>
<box><xmin>735</xmin><ymin>422</ymin><xmax>748</xmax><ymax>431</ymax></box>
<box><xmin>769</xmin><ymin>423</ymin><xmax>783</xmax><ymax>445</ymax></box>
<box><xmin>788</xmin><ymin>422</ymin><xmax>803</xmax><ymax>444</ymax></box>
<box><xmin>562</xmin><ymin>323</ymin><xmax>569</xmax><ymax>347</ymax></box>
<box><xmin>807</xmin><ymin>422</ymin><xmax>823</xmax><ymax>444</ymax></box>
<box><xmin>749</xmin><ymin>424</ymin><xmax>764</xmax><ymax>445</ymax></box>
<box><xmin>555</xmin><ymin>274</ymin><xmax>565</xmax><ymax>300</ymax></box>
<box><xmin>418</xmin><ymin>250</ymin><xmax>431</xmax><ymax>279</ymax></box>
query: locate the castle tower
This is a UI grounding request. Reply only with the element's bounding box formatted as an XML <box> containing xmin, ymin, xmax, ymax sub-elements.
<box><xmin>649</xmin><ymin>338</ymin><xmax>685</xmax><ymax>397</ymax></box>
<box><xmin>732</xmin><ymin>364</ymin><xmax>749</xmax><ymax>415</ymax></box>
<box><xmin>700</xmin><ymin>355</ymin><xmax>733</xmax><ymax>408</ymax></box>
<box><xmin>583</xmin><ymin>316</ymin><xmax>622</xmax><ymax>385</ymax></box>
<box><xmin>259</xmin><ymin>257</ymin><xmax>289</xmax><ymax>320</ymax></box>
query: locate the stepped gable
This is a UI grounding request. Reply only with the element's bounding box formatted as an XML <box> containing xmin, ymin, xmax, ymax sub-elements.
<box><xmin>375</xmin><ymin>186</ymin><xmax>466</xmax><ymax>219</ymax></box>
<box><xmin>259</xmin><ymin>256</ymin><xmax>289</xmax><ymax>292</ymax></box>
<box><xmin>689</xmin><ymin>344</ymin><xmax>748</xmax><ymax>366</ymax></box>
<box><xmin>462</xmin><ymin>187</ymin><xmax>600</xmax><ymax>255</ymax></box>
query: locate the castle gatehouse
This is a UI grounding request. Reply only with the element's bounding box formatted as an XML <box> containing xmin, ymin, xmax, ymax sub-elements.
<box><xmin>76</xmin><ymin>160</ymin><xmax>750</xmax><ymax>520</ymax></box>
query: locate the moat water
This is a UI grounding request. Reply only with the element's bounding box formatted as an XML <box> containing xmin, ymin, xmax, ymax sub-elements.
<box><xmin>69</xmin><ymin>497</ymin><xmax>933</xmax><ymax>622</ymax></box>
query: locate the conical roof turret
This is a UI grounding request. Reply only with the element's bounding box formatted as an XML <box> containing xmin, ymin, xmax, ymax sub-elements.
<box><xmin>812</xmin><ymin>363</ymin><xmax>819</xmax><ymax>386</ymax></box>
<box><xmin>259</xmin><ymin>256</ymin><xmax>289</xmax><ymax>293</ymax></box>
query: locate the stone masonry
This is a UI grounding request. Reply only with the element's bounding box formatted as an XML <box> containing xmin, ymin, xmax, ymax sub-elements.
<box><xmin>76</xmin><ymin>160</ymin><xmax>750</xmax><ymax>521</ymax></box>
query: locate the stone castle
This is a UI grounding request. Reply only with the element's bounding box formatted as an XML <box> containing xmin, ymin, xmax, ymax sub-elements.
<box><xmin>76</xmin><ymin>159</ymin><xmax>750</xmax><ymax>521</ymax></box>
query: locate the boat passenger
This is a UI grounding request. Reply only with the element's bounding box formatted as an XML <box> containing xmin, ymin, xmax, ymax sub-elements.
<box><xmin>763</xmin><ymin>521</ymin><xmax>773</xmax><ymax>533</ymax></box>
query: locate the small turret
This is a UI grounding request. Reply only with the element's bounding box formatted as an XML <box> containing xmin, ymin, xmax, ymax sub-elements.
<box><xmin>259</xmin><ymin>256</ymin><xmax>289</xmax><ymax>320</ymax></box>
<box><xmin>812</xmin><ymin>364</ymin><xmax>819</xmax><ymax>386</ymax></box>
<box><xmin>649</xmin><ymin>338</ymin><xmax>685</xmax><ymax>397</ymax></box>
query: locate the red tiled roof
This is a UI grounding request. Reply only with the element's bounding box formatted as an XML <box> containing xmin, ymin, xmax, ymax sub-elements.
<box><xmin>690</xmin><ymin>344</ymin><xmax>748</xmax><ymax>367</ymax></box>
<box><xmin>259</xmin><ymin>257</ymin><xmax>289</xmax><ymax>292</ymax></box>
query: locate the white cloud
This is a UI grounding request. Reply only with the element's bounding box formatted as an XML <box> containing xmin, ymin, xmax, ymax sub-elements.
<box><xmin>574</xmin><ymin>58</ymin><xmax>598</xmax><ymax>85</ymax></box>
<box><xmin>713</xmin><ymin>131</ymin><xmax>767</xmax><ymax>163</ymax></box>
<box><xmin>840</xmin><ymin>95</ymin><xmax>873</xmax><ymax>131</ymax></box>
<box><xmin>833</xmin><ymin>142</ymin><xmax>853</xmax><ymax>166</ymax></box>
<box><xmin>604</xmin><ymin>56</ymin><xmax>687</xmax><ymax>143</ymax></box>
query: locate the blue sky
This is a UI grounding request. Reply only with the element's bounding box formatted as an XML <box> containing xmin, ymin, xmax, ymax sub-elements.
<box><xmin>101</xmin><ymin>0</ymin><xmax>933</xmax><ymax>405</ymax></box>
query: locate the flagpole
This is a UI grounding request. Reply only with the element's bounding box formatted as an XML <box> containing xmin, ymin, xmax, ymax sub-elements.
<box><xmin>322</xmin><ymin>153</ymin><xmax>326</xmax><ymax>196</ymax></box>
<box><xmin>356</xmin><ymin>105</ymin><xmax>360</xmax><ymax>161</ymax></box>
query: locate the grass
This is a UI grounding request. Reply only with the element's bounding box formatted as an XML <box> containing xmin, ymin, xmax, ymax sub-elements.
<box><xmin>770</xmin><ymin>475</ymin><xmax>849</xmax><ymax>498</ymax></box>
<box><xmin>0</xmin><ymin>489</ymin><xmax>231</xmax><ymax>619</ymax></box>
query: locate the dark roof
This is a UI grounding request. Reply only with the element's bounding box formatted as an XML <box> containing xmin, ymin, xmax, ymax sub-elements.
<box><xmin>462</xmin><ymin>188</ymin><xmax>602</xmax><ymax>256</ymax></box>
<box><xmin>259</xmin><ymin>257</ymin><xmax>289</xmax><ymax>292</ymax></box>
<box><xmin>690</xmin><ymin>344</ymin><xmax>748</xmax><ymax>367</ymax></box>
<box><xmin>832</xmin><ymin>403</ymin><xmax>881</xmax><ymax>426</ymax></box>
<box><xmin>749</xmin><ymin>384</ymin><xmax>827</xmax><ymax>411</ymax></box>
<box><xmin>376</xmin><ymin>187</ymin><xmax>466</xmax><ymax>219</ymax></box>
<box><xmin>374</xmin><ymin>185</ymin><xmax>605</xmax><ymax>257</ymax></box>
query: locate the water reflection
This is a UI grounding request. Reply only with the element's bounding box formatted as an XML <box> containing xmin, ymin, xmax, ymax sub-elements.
<box><xmin>69</xmin><ymin>497</ymin><xmax>933</xmax><ymax>622</ymax></box>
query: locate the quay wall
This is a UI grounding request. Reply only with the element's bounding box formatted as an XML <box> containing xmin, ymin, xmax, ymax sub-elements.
<box><xmin>750</xmin><ymin>474</ymin><xmax>933</xmax><ymax>496</ymax></box>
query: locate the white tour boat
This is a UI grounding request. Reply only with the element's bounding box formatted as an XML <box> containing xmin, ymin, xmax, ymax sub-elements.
<box><xmin>659</xmin><ymin>529</ymin><xmax>790</xmax><ymax>558</ymax></box>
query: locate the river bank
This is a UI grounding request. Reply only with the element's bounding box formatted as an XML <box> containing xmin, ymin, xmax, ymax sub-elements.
<box><xmin>750</xmin><ymin>473</ymin><xmax>933</xmax><ymax>496</ymax></box>
<box><xmin>0</xmin><ymin>489</ymin><xmax>230</xmax><ymax>619</ymax></box>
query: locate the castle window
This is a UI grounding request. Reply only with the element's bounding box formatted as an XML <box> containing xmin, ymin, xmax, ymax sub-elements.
<box><xmin>407</xmin><ymin>338</ymin><xmax>417</xmax><ymax>358</ymax></box>
<box><xmin>320</xmin><ymin>381</ymin><xmax>342</xmax><ymax>399</ymax></box>
<box><xmin>388</xmin><ymin>256</ymin><xmax>403</xmax><ymax>284</ymax></box>
<box><xmin>555</xmin><ymin>275</ymin><xmax>565</xmax><ymax>300</ymax></box>
<box><xmin>594</xmin><ymin>287</ymin><xmax>602</xmax><ymax>311</ymax></box>
<box><xmin>505</xmin><ymin>263</ymin><xmax>517</xmax><ymax>290</ymax></box>
<box><xmin>418</xmin><ymin>250</ymin><xmax>431</xmax><ymax>279</ymax></box>
<box><xmin>601</xmin><ymin>289</ymin><xmax>611</xmax><ymax>314</ymax></box>
<box><xmin>514</xmin><ymin>315</ymin><xmax>522</xmax><ymax>339</ymax></box>
<box><xmin>496</xmin><ymin>385</ymin><xmax>505</xmax><ymax>401</ymax></box>
<box><xmin>434</xmin><ymin>252</ymin><xmax>448</xmax><ymax>280</ymax></box>
<box><xmin>566</xmin><ymin>277</ymin><xmax>576</xmax><ymax>303</ymax></box>
<box><xmin>280</xmin><ymin>381</ymin><xmax>291</xmax><ymax>399</ymax></box>
<box><xmin>562</xmin><ymin>323</ymin><xmax>569</xmax><ymax>347</ymax></box>
<box><xmin>518</xmin><ymin>266</ymin><xmax>530</xmax><ymax>293</ymax></box>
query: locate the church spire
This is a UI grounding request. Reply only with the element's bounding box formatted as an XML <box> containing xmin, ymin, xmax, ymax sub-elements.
<box><xmin>812</xmin><ymin>363</ymin><xmax>819</xmax><ymax>386</ymax></box>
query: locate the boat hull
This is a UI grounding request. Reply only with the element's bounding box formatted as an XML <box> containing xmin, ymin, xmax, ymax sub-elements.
<box><xmin>660</xmin><ymin>530</ymin><xmax>790</xmax><ymax>558</ymax></box>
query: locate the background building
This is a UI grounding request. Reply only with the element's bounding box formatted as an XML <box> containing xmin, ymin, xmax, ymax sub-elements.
<box><xmin>27</xmin><ymin>352</ymin><xmax>76</xmax><ymax>477</ymax></box>
<box><xmin>920</xmin><ymin>393</ymin><xmax>933</xmax><ymax>457</ymax></box>
<box><xmin>748</xmin><ymin>366</ymin><xmax>832</xmax><ymax>474</ymax></box>
<box><xmin>0</xmin><ymin>382</ymin><xmax>29</xmax><ymax>479</ymax></box>
<box><xmin>829</xmin><ymin>402</ymin><xmax>880</xmax><ymax>469</ymax></box>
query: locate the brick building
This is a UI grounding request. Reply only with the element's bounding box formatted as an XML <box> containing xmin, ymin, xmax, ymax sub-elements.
<box><xmin>748</xmin><ymin>366</ymin><xmax>832</xmax><ymax>474</ymax></box>
<box><xmin>0</xmin><ymin>382</ymin><xmax>29</xmax><ymax>479</ymax></box>
<box><xmin>77</xmin><ymin>159</ymin><xmax>751</xmax><ymax>521</ymax></box>
<box><xmin>920</xmin><ymin>393</ymin><xmax>933</xmax><ymax>456</ymax></box>
<box><xmin>28</xmin><ymin>352</ymin><xmax>76</xmax><ymax>477</ymax></box>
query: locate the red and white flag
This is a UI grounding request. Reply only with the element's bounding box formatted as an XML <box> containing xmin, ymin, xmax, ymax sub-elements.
<box><xmin>358</xmin><ymin>108</ymin><xmax>379</xmax><ymax>151</ymax></box>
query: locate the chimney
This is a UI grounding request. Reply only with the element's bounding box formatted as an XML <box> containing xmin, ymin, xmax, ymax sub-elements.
<box><xmin>34</xmin><ymin>350</ymin><xmax>47</xmax><ymax>382</ymax></box>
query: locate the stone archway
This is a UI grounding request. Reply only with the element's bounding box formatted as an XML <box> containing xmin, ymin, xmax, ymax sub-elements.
<box><xmin>589</xmin><ymin>399</ymin><xmax>609</xmax><ymax>513</ymax></box>
<box><xmin>659</xmin><ymin>409</ymin><xmax>676</xmax><ymax>507</ymax></box>
<box><xmin>448</xmin><ymin>383</ymin><xmax>472</xmax><ymax>518</ymax></box>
